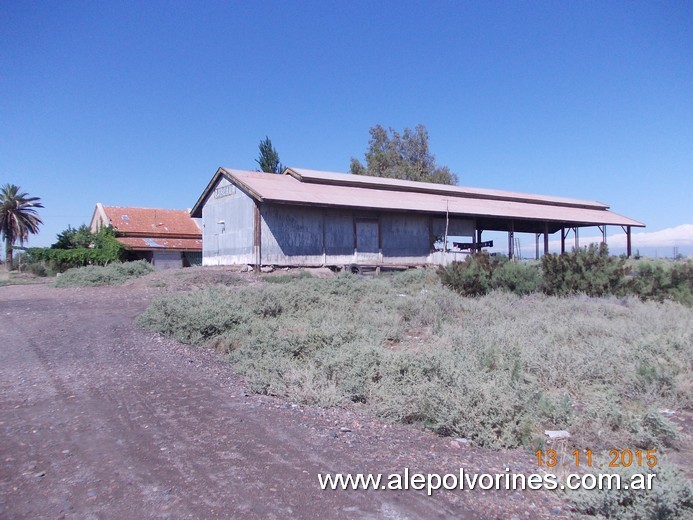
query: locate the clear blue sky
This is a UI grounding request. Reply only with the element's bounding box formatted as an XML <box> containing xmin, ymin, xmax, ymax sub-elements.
<box><xmin>2</xmin><ymin>1</ymin><xmax>691</xmax><ymax>247</ymax></box>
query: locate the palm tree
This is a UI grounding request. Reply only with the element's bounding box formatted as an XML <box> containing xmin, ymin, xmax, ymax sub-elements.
<box><xmin>0</xmin><ymin>184</ymin><xmax>44</xmax><ymax>269</ymax></box>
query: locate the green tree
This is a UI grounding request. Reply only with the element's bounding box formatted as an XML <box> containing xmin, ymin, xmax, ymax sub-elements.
<box><xmin>350</xmin><ymin>124</ymin><xmax>458</xmax><ymax>185</ymax></box>
<box><xmin>255</xmin><ymin>136</ymin><xmax>284</xmax><ymax>173</ymax></box>
<box><xmin>53</xmin><ymin>224</ymin><xmax>94</xmax><ymax>249</ymax></box>
<box><xmin>0</xmin><ymin>184</ymin><xmax>44</xmax><ymax>269</ymax></box>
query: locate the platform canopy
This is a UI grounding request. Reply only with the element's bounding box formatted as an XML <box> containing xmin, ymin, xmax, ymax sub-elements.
<box><xmin>191</xmin><ymin>167</ymin><xmax>644</xmax><ymax>235</ymax></box>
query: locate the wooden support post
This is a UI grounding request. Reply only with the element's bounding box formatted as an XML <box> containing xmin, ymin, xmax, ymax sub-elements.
<box><xmin>626</xmin><ymin>226</ymin><xmax>632</xmax><ymax>257</ymax></box>
<box><xmin>543</xmin><ymin>222</ymin><xmax>549</xmax><ymax>256</ymax></box>
<box><xmin>476</xmin><ymin>228</ymin><xmax>482</xmax><ymax>252</ymax></box>
<box><xmin>598</xmin><ymin>224</ymin><xmax>606</xmax><ymax>245</ymax></box>
<box><xmin>535</xmin><ymin>233</ymin><xmax>540</xmax><ymax>260</ymax></box>
<box><xmin>377</xmin><ymin>215</ymin><xmax>383</xmax><ymax>265</ymax></box>
<box><xmin>321</xmin><ymin>210</ymin><xmax>327</xmax><ymax>267</ymax></box>
<box><xmin>253</xmin><ymin>202</ymin><xmax>261</xmax><ymax>270</ymax></box>
<box><xmin>574</xmin><ymin>227</ymin><xmax>579</xmax><ymax>250</ymax></box>
<box><xmin>353</xmin><ymin>215</ymin><xmax>358</xmax><ymax>259</ymax></box>
<box><xmin>561</xmin><ymin>227</ymin><xmax>566</xmax><ymax>255</ymax></box>
<box><xmin>508</xmin><ymin>221</ymin><xmax>514</xmax><ymax>260</ymax></box>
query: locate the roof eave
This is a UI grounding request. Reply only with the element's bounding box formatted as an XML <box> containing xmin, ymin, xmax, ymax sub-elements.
<box><xmin>190</xmin><ymin>167</ymin><xmax>264</xmax><ymax>217</ymax></box>
<box><xmin>261</xmin><ymin>198</ymin><xmax>645</xmax><ymax>229</ymax></box>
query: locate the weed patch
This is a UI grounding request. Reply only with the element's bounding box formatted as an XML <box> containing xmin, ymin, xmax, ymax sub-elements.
<box><xmin>138</xmin><ymin>268</ymin><xmax>692</xmax><ymax>518</ymax></box>
<box><xmin>139</xmin><ymin>272</ymin><xmax>692</xmax><ymax>452</ymax></box>
<box><xmin>55</xmin><ymin>260</ymin><xmax>153</xmax><ymax>287</ymax></box>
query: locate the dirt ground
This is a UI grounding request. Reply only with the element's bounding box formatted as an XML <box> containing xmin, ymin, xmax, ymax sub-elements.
<box><xmin>1</xmin><ymin>270</ymin><xmax>577</xmax><ymax>519</ymax></box>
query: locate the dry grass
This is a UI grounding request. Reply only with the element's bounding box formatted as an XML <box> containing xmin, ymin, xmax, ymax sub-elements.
<box><xmin>138</xmin><ymin>268</ymin><xmax>693</xmax><ymax>518</ymax></box>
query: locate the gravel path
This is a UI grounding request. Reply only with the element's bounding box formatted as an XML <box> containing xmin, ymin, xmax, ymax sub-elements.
<box><xmin>0</xmin><ymin>280</ymin><xmax>567</xmax><ymax>519</ymax></box>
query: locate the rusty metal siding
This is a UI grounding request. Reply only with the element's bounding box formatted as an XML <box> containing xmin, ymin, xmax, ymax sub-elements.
<box><xmin>201</xmin><ymin>177</ymin><xmax>255</xmax><ymax>265</ymax></box>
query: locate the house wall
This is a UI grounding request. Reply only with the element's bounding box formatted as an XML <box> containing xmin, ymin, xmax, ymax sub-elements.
<box><xmin>201</xmin><ymin>178</ymin><xmax>256</xmax><ymax>265</ymax></box>
<box><xmin>152</xmin><ymin>251</ymin><xmax>183</xmax><ymax>269</ymax></box>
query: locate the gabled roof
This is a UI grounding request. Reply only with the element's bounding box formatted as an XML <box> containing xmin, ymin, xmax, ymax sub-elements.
<box><xmin>93</xmin><ymin>204</ymin><xmax>201</xmax><ymax>238</ymax></box>
<box><xmin>190</xmin><ymin>167</ymin><xmax>644</xmax><ymax>233</ymax></box>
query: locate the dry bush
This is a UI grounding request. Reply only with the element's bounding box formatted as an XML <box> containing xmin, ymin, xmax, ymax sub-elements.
<box><xmin>138</xmin><ymin>269</ymin><xmax>693</xmax><ymax>518</ymax></box>
<box><xmin>55</xmin><ymin>260</ymin><xmax>153</xmax><ymax>287</ymax></box>
<box><xmin>139</xmin><ymin>273</ymin><xmax>692</xmax><ymax>452</ymax></box>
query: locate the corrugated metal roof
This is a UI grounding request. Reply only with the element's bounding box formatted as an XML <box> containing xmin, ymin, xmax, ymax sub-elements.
<box><xmin>211</xmin><ymin>169</ymin><xmax>644</xmax><ymax>228</ymax></box>
<box><xmin>116</xmin><ymin>237</ymin><xmax>202</xmax><ymax>251</ymax></box>
<box><xmin>287</xmin><ymin>168</ymin><xmax>609</xmax><ymax>210</ymax></box>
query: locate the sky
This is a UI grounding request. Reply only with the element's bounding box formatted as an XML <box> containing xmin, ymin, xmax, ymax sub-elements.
<box><xmin>1</xmin><ymin>1</ymin><xmax>691</xmax><ymax>253</ymax></box>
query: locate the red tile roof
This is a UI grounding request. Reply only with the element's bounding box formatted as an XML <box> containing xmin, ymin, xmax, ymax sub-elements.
<box><xmin>101</xmin><ymin>206</ymin><xmax>201</xmax><ymax>238</ymax></box>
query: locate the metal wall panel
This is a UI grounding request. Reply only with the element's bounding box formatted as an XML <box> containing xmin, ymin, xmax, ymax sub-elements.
<box><xmin>432</xmin><ymin>217</ymin><xmax>475</xmax><ymax>239</ymax></box>
<box><xmin>261</xmin><ymin>205</ymin><xmax>324</xmax><ymax>265</ymax></box>
<box><xmin>201</xmin><ymin>178</ymin><xmax>255</xmax><ymax>265</ymax></box>
<box><xmin>380</xmin><ymin>213</ymin><xmax>430</xmax><ymax>263</ymax></box>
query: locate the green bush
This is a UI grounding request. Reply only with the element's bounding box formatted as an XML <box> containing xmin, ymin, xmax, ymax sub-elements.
<box><xmin>491</xmin><ymin>259</ymin><xmax>541</xmax><ymax>295</ymax></box>
<box><xmin>24</xmin><ymin>227</ymin><xmax>124</xmax><ymax>272</ymax></box>
<box><xmin>541</xmin><ymin>243</ymin><xmax>626</xmax><ymax>297</ymax></box>
<box><xmin>437</xmin><ymin>254</ymin><xmax>497</xmax><ymax>296</ymax></box>
<box><xmin>54</xmin><ymin>260</ymin><xmax>153</xmax><ymax>287</ymax></box>
<box><xmin>438</xmin><ymin>253</ymin><xmax>540</xmax><ymax>296</ymax></box>
<box><xmin>439</xmin><ymin>248</ymin><xmax>692</xmax><ymax>306</ymax></box>
<box><xmin>627</xmin><ymin>260</ymin><xmax>693</xmax><ymax>306</ymax></box>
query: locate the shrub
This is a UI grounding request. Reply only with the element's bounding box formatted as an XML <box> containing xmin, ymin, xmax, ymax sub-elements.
<box><xmin>438</xmin><ymin>253</ymin><xmax>541</xmax><ymax>296</ymax></box>
<box><xmin>54</xmin><ymin>260</ymin><xmax>153</xmax><ymax>287</ymax></box>
<box><xmin>263</xmin><ymin>270</ymin><xmax>313</xmax><ymax>284</ymax></box>
<box><xmin>437</xmin><ymin>253</ymin><xmax>497</xmax><ymax>296</ymax></box>
<box><xmin>491</xmin><ymin>260</ymin><xmax>541</xmax><ymax>295</ymax></box>
<box><xmin>139</xmin><ymin>273</ymin><xmax>693</xmax><ymax>456</ymax></box>
<box><xmin>24</xmin><ymin>227</ymin><xmax>125</xmax><ymax>272</ymax></box>
<box><xmin>541</xmin><ymin>243</ymin><xmax>626</xmax><ymax>297</ymax></box>
<box><xmin>627</xmin><ymin>259</ymin><xmax>693</xmax><ymax>306</ymax></box>
<box><xmin>24</xmin><ymin>260</ymin><xmax>53</xmax><ymax>277</ymax></box>
<box><xmin>565</xmin><ymin>459</ymin><xmax>692</xmax><ymax>519</ymax></box>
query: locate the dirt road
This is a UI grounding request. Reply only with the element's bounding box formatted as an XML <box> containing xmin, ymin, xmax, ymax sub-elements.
<box><xmin>0</xmin><ymin>281</ymin><xmax>565</xmax><ymax>519</ymax></box>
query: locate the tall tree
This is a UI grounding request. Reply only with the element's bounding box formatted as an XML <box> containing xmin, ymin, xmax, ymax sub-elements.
<box><xmin>52</xmin><ymin>224</ymin><xmax>94</xmax><ymax>249</ymax></box>
<box><xmin>0</xmin><ymin>184</ymin><xmax>44</xmax><ymax>268</ymax></box>
<box><xmin>255</xmin><ymin>136</ymin><xmax>284</xmax><ymax>174</ymax></box>
<box><xmin>350</xmin><ymin>124</ymin><xmax>458</xmax><ymax>185</ymax></box>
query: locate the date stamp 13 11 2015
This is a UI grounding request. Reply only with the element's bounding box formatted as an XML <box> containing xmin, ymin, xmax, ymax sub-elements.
<box><xmin>535</xmin><ymin>449</ymin><xmax>658</xmax><ymax>469</ymax></box>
